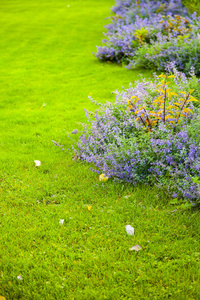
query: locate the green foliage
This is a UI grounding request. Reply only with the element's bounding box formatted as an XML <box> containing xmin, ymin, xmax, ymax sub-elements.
<box><xmin>187</xmin><ymin>115</ymin><xmax>200</xmax><ymax>143</ymax></box>
<box><xmin>133</xmin><ymin>38</ymin><xmax>200</xmax><ymax>75</ymax></box>
<box><xmin>183</xmin><ymin>0</ymin><xmax>200</xmax><ymax>15</ymax></box>
<box><xmin>134</xmin><ymin>27</ymin><xmax>149</xmax><ymax>44</ymax></box>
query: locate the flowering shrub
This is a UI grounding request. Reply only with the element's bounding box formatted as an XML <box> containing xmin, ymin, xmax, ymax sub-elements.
<box><xmin>96</xmin><ymin>0</ymin><xmax>200</xmax><ymax>74</ymax></box>
<box><xmin>131</xmin><ymin>29</ymin><xmax>200</xmax><ymax>74</ymax></box>
<box><xmin>74</xmin><ymin>68</ymin><xmax>200</xmax><ymax>205</ymax></box>
<box><xmin>127</xmin><ymin>73</ymin><xmax>199</xmax><ymax>131</ymax></box>
<box><xmin>112</xmin><ymin>0</ymin><xmax>188</xmax><ymax>20</ymax></box>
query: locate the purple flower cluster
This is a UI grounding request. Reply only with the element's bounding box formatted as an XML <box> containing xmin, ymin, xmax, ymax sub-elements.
<box><xmin>150</xmin><ymin>129</ymin><xmax>200</xmax><ymax>203</ymax></box>
<box><xmin>75</xmin><ymin>70</ymin><xmax>200</xmax><ymax>205</ymax></box>
<box><xmin>130</xmin><ymin>15</ymin><xmax>200</xmax><ymax>74</ymax></box>
<box><xmin>112</xmin><ymin>0</ymin><xmax>187</xmax><ymax>20</ymax></box>
<box><xmin>77</xmin><ymin>102</ymin><xmax>152</xmax><ymax>183</ymax></box>
<box><xmin>96</xmin><ymin>0</ymin><xmax>200</xmax><ymax>74</ymax></box>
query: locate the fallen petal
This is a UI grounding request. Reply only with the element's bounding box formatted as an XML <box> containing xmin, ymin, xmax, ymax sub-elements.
<box><xmin>125</xmin><ymin>225</ymin><xmax>134</xmax><ymax>236</ymax></box>
<box><xmin>129</xmin><ymin>244</ymin><xmax>142</xmax><ymax>251</ymax></box>
<box><xmin>59</xmin><ymin>219</ymin><xmax>64</xmax><ymax>225</ymax></box>
<box><xmin>34</xmin><ymin>160</ymin><xmax>41</xmax><ymax>167</ymax></box>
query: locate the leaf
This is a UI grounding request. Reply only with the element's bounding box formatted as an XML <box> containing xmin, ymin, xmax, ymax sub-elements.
<box><xmin>179</xmin><ymin>91</ymin><xmax>187</xmax><ymax>96</ymax></box>
<box><xmin>88</xmin><ymin>206</ymin><xmax>92</xmax><ymax>211</ymax></box>
<box><xmin>129</xmin><ymin>244</ymin><xmax>142</xmax><ymax>251</ymax></box>
<box><xmin>133</xmin><ymin>98</ymin><xmax>139</xmax><ymax>105</ymax></box>
<box><xmin>167</xmin><ymin>110</ymin><xmax>175</xmax><ymax>115</ymax></box>
<box><xmin>189</xmin><ymin>89</ymin><xmax>195</xmax><ymax>94</ymax></box>
<box><xmin>159</xmin><ymin>88</ymin><xmax>165</xmax><ymax>94</ymax></box>
<box><xmin>131</xmin><ymin>95</ymin><xmax>138</xmax><ymax>100</ymax></box>
<box><xmin>190</xmin><ymin>176</ymin><xmax>200</xmax><ymax>184</ymax></box>
<box><xmin>187</xmin><ymin>98</ymin><xmax>199</xmax><ymax>102</ymax></box>
<box><xmin>180</xmin><ymin>203</ymin><xmax>192</xmax><ymax>210</ymax></box>
<box><xmin>165</xmin><ymin>115</ymin><xmax>173</xmax><ymax>120</ymax></box>
<box><xmin>149</xmin><ymin>111</ymin><xmax>156</xmax><ymax>116</ymax></box>
<box><xmin>182</xmin><ymin>108</ymin><xmax>193</xmax><ymax>114</ymax></box>
<box><xmin>151</xmin><ymin>120</ymin><xmax>157</xmax><ymax>126</ymax></box>
<box><xmin>127</xmin><ymin>105</ymin><xmax>133</xmax><ymax>111</ymax></box>
<box><xmin>153</xmin><ymin>95</ymin><xmax>164</xmax><ymax>103</ymax></box>
<box><xmin>166</xmin><ymin>105</ymin><xmax>174</xmax><ymax>109</ymax></box>
<box><xmin>169</xmin><ymin>199</ymin><xmax>179</xmax><ymax>205</ymax></box>
<box><xmin>188</xmin><ymin>97</ymin><xmax>199</xmax><ymax>102</ymax></box>
<box><xmin>170</xmin><ymin>92</ymin><xmax>178</xmax><ymax>96</ymax></box>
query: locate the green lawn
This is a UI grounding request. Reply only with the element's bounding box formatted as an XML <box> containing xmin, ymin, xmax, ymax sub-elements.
<box><xmin>0</xmin><ymin>0</ymin><xmax>200</xmax><ymax>299</ymax></box>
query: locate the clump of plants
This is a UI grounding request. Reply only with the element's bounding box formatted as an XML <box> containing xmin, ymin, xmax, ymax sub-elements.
<box><xmin>73</xmin><ymin>67</ymin><xmax>200</xmax><ymax>205</ymax></box>
<box><xmin>96</xmin><ymin>0</ymin><xmax>200</xmax><ymax>75</ymax></box>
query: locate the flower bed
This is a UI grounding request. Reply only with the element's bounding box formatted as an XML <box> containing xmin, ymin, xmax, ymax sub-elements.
<box><xmin>75</xmin><ymin>66</ymin><xmax>200</xmax><ymax>205</ymax></box>
<box><xmin>96</xmin><ymin>0</ymin><xmax>200</xmax><ymax>75</ymax></box>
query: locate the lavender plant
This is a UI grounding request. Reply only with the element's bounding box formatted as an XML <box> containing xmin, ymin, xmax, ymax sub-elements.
<box><xmin>74</xmin><ymin>69</ymin><xmax>200</xmax><ymax>205</ymax></box>
<box><xmin>131</xmin><ymin>28</ymin><xmax>200</xmax><ymax>75</ymax></box>
<box><xmin>112</xmin><ymin>0</ymin><xmax>188</xmax><ymax>21</ymax></box>
<box><xmin>96</xmin><ymin>0</ymin><xmax>200</xmax><ymax>74</ymax></box>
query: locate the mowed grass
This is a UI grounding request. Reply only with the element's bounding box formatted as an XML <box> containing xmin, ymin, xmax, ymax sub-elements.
<box><xmin>0</xmin><ymin>0</ymin><xmax>200</xmax><ymax>299</ymax></box>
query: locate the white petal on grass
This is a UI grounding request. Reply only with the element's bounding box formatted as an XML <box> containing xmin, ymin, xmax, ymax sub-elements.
<box><xmin>17</xmin><ymin>275</ymin><xmax>23</xmax><ymax>280</ymax></box>
<box><xmin>124</xmin><ymin>195</ymin><xmax>131</xmax><ymax>199</ymax></box>
<box><xmin>126</xmin><ymin>225</ymin><xmax>134</xmax><ymax>236</ymax></box>
<box><xmin>34</xmin><ymin>160</ymin><xmax>41</xmax><ymax>167</ymax></box>
<box><xmin>59</xmin><ymin>219</ymin><xmax>64</xmax><ymax>225</ymax></box>
<box><xmin>129</xmin><ymin>244</ymin><xmax>142</xmax><ymax>251</ymax></box>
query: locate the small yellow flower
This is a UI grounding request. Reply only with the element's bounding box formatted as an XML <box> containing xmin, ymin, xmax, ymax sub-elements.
<box><xmin>88</xmin><ymin>206</ymin><xmax>92</xmax><ymax>211</ymax></box>
<box><xmin>99</xmin><ymin>174</ymin><xmax>109</xmax><ymax>182</ymax></box>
